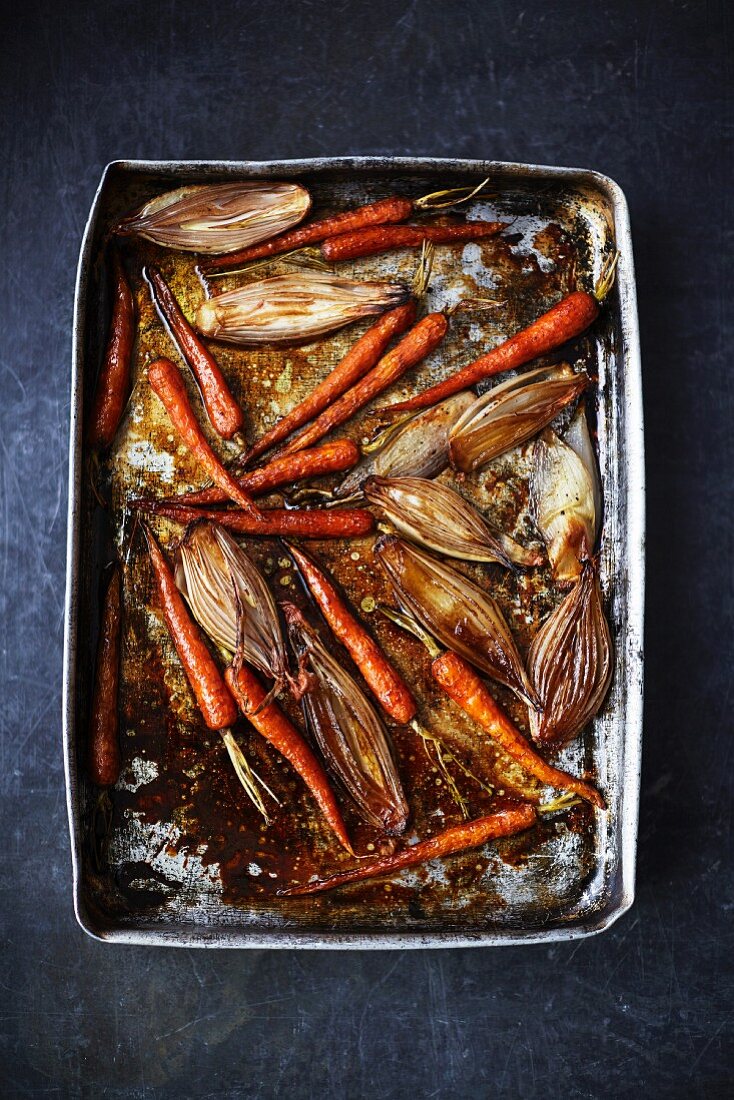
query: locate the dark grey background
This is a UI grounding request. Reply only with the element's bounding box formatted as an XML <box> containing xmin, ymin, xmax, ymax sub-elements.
<box><xmin>1</xmin><ymin>1</ymin><xmax>731</xmax><ymax>1096</ymax></box>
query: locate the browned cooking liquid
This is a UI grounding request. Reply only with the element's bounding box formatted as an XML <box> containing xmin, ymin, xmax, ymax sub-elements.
<box><xmin>80</xmin><ymin>173</ymin><xmax>605</xmax><ymax>934</ymax></box>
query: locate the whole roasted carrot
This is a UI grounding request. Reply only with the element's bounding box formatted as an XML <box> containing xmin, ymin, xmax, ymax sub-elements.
<box><xmin>136</xmin><ymin>501</ymin><xmax>375</xmax><ymax>539</ymax></box>
<box><xmin>88</xmin><ymin>250</ymin><xmax>136</xmax><ymax>451</ymax></box>
<box><xmin>273</xmin><ymin>313</ymin><xmax>449</xmax><ymax>459</ymax></box>
<box><xmin>201</xmin><ymin>197</ymin><xmax>415</xmax><ymax>273</ymax></box>
<box><xmin>225</xmin><ymin>665</ymin><xmax>353</xmax><ymax>854</ymax></box>
<box><xmin>244</xmin><ymin>303</ymin><xmax>417</xmax><ymax>464</ymax></box>
<box><xmin>141</xmin><ymin>439</ymin><xmax>359</xmax><ymax>508</ymax></box>
<box><xmin>144</xmin><ymin>524</ymin><xmax>238</xmax><ymax>731</ymax></box>
<box><xmin>147</xmin><ymin>357</ymin><xmax>260</xmax><ymax>516</ymax></box>
<box><xmin>321</xmin><ymin>221</ymin><xmax>506</xmax><ymax>263</ymax></box>
<box><xmin>432</xmin><ymin>650</ymin><xmax>605</xmax><ymax>809</ymax></box>
<box><xmin>384</xmin><ymin>259</ymin><xmax>618</xmax><ymax>416</ymax></box>
<box><xmin>146</xmin><ymin>266</ymin><xmax>245</xmax><ymax>441</ymax></box>
<box><xmin>287</xmin><ymin>544</ymin><xmax>416</xmax><ymax>724</ymax></box>
<box><xmin>282</xmin><ymin>801</ymin><xmax>537</xmax><ymax>895</ymax></box>
<box><xmin>88</xmin><ymin>563</ymin><xmax>123</xmax><ymax>787</ymax></box>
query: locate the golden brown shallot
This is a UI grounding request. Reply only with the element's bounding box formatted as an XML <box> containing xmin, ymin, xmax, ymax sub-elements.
<box><xmin>375</xmin><ymin>535</ymin><xmax>538</xmax><ymax>708</ymax></box>
<box><xmin>527</xmin><ymin>563</ymin><xmax>613</xmax><ymax>746</ymax></box>
<box><xmin>334</xmin><ymin>391</ymin><xmax>475</xmax><ymax>499</ymax></box>
<box><xmin>364</xmin><ymin>476</ymin><xmax>540</xmax><ymax>568</ymax></box>
<box><xmin>283</xmin><ymin>603</ymin><xmax>409</xmax><ymax>836</ymax></box>
<box><xmin>448</xmin><ymin>364</ymin><xmax>590</xmax><ymax>473</ymax></box>
<box><xmin>117</xmin><ymin>181</ymin><xmax>311</xmax><ymax>253</ymax></box>
<box><xmin>174</xmin><ymin>522</ymin><xmax>289</xmax><ymax>703</ymax></box>
<box><xmin>532</xmin><ymin>405</ymin><xmax>601</xmax><ymax>584</ymax></box>
<box><xmin>195</xmin><ymin>271</ymin><xmax>410</xmax><ymax>346</ymax></box>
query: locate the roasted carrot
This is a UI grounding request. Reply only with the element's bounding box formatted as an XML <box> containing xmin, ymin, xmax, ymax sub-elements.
<box><xmin>432</xmin><ymin>650</ymin><xmax>605</xmax><ymax>809</ymax></box>
<box><xmin>321</xmin><ymin>221</ymin><xmax>506</xmax><ymax>263</ymax></box>
<box><xmin>147</xmin><ymin>357</ymin><xmax>260</xmax><ymax>517</ymax></box>
<box><xmin>88</xmin><ymin>250</ymin><xmax>136</xmax><ymax>450</ymax></box>
<box><xmin>273</xmin><ymin>313</ymin><xmax>449</xmax><ymax>459</ymax></box>
<box><xmin>136</xmin><ymin>501</ymin><xmax>375</xmax><ymax>539</ymax></box>
<box><xmin>225</xmin><ymin>665</ymin><xmax>353</xmax><ymax>854</ymax></box>
<box><xmin>144</xmin><ymin>524</ymin><xmax>238</xmax><ymax>731</ymax></box>
<box><xmin>146</xmin><ymin>266</ymin><xmax>244</xmax><ymax>440</ymax></box>
<box><xmin>201</xmin><ymin>197</ymin><xmax>414</xmax><ymax>273</ymax></box>
<box><xmin>88</xmin><ymin>563</ymin><xmax>123</xmax><ymax>787</ymax></box>
<box><xmin>282</xmin><ymin>801</ymin><xmax>537</xmax><ymax>895</ymax></box>
<box><xmin>383</xmin><ymin>263</ymin><xmax>618</xmax><ymax>416</ymax></box>
<box><xmin>138</xmin><ymin>439</ymin><xmax>359</xmax><ymax>508</ymax></box>
<box><xmin>244</xmin><ymin>303</ymin><xmax>417</xmax><ymax>464</ymax></box>
<box><xmin>287</xmin><ymin>544</ymin><xmax>416</xmax><ymax>724</ymax></box>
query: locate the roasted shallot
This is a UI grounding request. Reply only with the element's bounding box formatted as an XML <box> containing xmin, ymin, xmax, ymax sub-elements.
<box><xmin>364</xmin><ymin>476</ymin><xmax>541</xmax><ymax>568</ymax></box>
<box><xmin>334</xmin><ymin>391</ymin><xmax>475</xmax><ymax>498</ymax></box>
<box><xmin>174</xmin><ymin>522</ymin><xmax>290</xmax><ymax>702</ymax></box>
<box><xmin>448</xmin><ymin>364</ymin><xmax>590</xmax><ymax>473</ymax></box>
<box><xmin>532</xmin><ymin>405</ymin><xmax>601</xmax><ymax>584</ymax></box>
<box><xmin>527</xmin><ymin>563</ymin><xmax>612</xmax><ymax>746</ymax></box>
<box><xmin>284</xmin><ymin>603</ymin><xmax>409</xmax><ymax>835</ymax></box>
<box><xmin>118</xmin><ymin>181</ymin><xmax>311</xmax><ymax>254</ymax></box>
<box><xmin>375</xmin><ymin>535</ymin><xmax>538</xmax><ymax>708</ymax></box>
<box><xmin>196</xmin><ymin>271</ymin><xmax>410</xmax><ymax>346</ymax></box>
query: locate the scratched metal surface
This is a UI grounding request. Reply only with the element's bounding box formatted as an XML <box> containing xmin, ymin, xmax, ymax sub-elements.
<box><xmin>64</xmin><ymin>158</ymin><xmax>643</xmax><ymax>947</ymax></box>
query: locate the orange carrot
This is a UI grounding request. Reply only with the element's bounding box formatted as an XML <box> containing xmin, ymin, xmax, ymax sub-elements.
<box><xmin>225</xmin><ymin>665</ymin><xmax>353</xmax><ymax>854</ymax></box>
<box><xmin>88</xmin><ymin>563</ymin><xmax>122</xmax><ymax>787</ymax></box>
<box><xmin>282</xmin><ymin>802</ymin><xmax>537</xmax><ymax>895</ymax></box>
<box><xmin>321</xmin><ymin>221</ymin><xmax>505</xmax><ymax>262</ymax></box>
<box><xmin>144</xmin><ymin>524</ymin><xmax>237</xmax><ymax>731</ymax></box>
<box><xmin>136</xmin><ymin>501</ymin><xmax>375</xmax><ymax>539</ymax></box>
<box><xmin>88</xmin><ymin>250</ymin><xmax>136</xmax><ymax>450</ymax></box>
<box><xmin>146</xmin><ymin>266</ymin><xmax>244</xmax><ymax>440</ymax></box>
<box><xmin>244</xmin><ymin>303</ymin><xmax>417</xmax><ymax>464</ymax></box>
<box><xmin>274</xmin><ymin>313</ymin><xmax>449</xmax><ymax>459</ymax></box>
<box><xmin>288</xmin><ymin>544</ymin><xmax>416</xmax><ymax>724</ymax></box>
<box><xmin>432</xmin><ymin>650</ymin><xmax>605</xmax><ymax>808</ymax></box>
<box><xmin>384</xmin><ymin>291</ymin><xmax>601</xmax><ymax>415</ymax></box>
<box><xmin>201</xmin><ymin>196</ymin><xmax>414</xmax><ymax>273</ymax></box>
<box><xmin>147</xmin><ymin>357</ymin><xmax>260</xmax><ymax>516</ymax></box>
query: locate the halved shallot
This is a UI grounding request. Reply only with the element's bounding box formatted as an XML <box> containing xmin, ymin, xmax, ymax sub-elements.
<box><xmin>334</xmin><ymin>391</ymin><xmax>475</xmax><ymax>499</ymax></box>
<box><xmin>528</xmin><ymin>563</ymin><xmax>613</xmax><ymax>746</ymax></box>
<box><xmin>364</xmin><ymin>476</ymin><xmax>540</xmax><ymax>568</ymax></box>
<box><xmin>196</xmin><ymin>271</ymin><xmax>410</xmax><ymax>346</ymax></box>
<box><xmin>448</xmin><ymin>364</ymin><xmax>590</xmax><ymax>473</ymax></box>
<box><xmin>117</xmin><ymin>181</ymin><xmax>311</xmax><ymax>254</ymax></box>
<box><xmin>532</xmin><ymin>405</ymin><xmax>601</xmax><ymax>584</ymax></box>
<box><xmin>375</xmin><ymin>535</ymin><xmax>538</xmax><ymax>708</ymax></box>
<box><xmin>174</xmin><ymin>522</ymin><xmax>289</xmax><ymax>704</ymax></box>
<box><xmin>283</xmin><ymin>603</ymin><xmax>409</xmax><ymax>835</ymax></box>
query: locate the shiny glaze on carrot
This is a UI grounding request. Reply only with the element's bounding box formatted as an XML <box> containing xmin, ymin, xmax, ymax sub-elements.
<box><xmin>144</xmin><ymin>525</ymin><xmax>237</xmax><ymax>731</ymax></box>
<box><xmin>88</xmin><ymin>250</ymin><xmax>136</xmax><ymax>450</ymax></box>
<box><xmin>88</xmin><ymin>563</ymin><xmax>123</xmax><ymax>787</ymax></box>
<box><xmin>282</xmin><ymin>802</ymin><xmax>537</xmax><ymax>895</ymax></box>
<box><xmin>288</xmin><ymin>544</ymin><xmax>416</xmax><ymax>724</ymax></box>
<box><xmin>146</xmin><ymin>265</ymin><xmax>244</xmax><ymax>439</ymax></box>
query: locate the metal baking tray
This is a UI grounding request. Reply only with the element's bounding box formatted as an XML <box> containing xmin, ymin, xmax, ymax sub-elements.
<box><xmin>64</xmin><ymin>157</ymin><xmax>644</xmax><ymax>948</ymax></box>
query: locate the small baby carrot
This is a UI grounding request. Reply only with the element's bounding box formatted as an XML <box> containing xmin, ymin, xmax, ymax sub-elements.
<box><xmin>88</xmin><ymin>250</ymin><xmax>136</xmax><ymax>451</ymax></box>
<box><xmin>146</xmin><ymin>266</ymin><xmax>245</xmax><ymax>441</ymax></box>
<box><xmin>147</xmin><ymin>357</ymin><xmax>260</xmax><ymax>516</ymax></box>
<box><xmin>320</xmin><ymin>221</ymin><xmax>506</xmax><ymax>262</ymax></box>
<box><xmin>135</xmin><ymin>501</ymin><xmax>375</xmax><ymax>539</ymax></box>
<box><xmin>287</xmin><ymin>544</ymin><xmax>416</xmax><ymax>724</ymax></box>
<box><xmin>225</xmin><ymin>664</ymin><xmax>353</xmax><ymax>855</ymax></box>
<box><xmin>144</xmin><ymin>524</ymin><xmax>238</xmax><ymax>731</ymax></box>
<box><xmin>244</xmin><ymin>302</ymin><xmax>417</xmax><ymax>464</ymax></box>
<box><xmin>282</xmin><ymin>802</ymin><xmax>537</xmax><ymax>895</ymax></box>
<box><xmin>88</xmin><ymin>563</ymin><xmax>123</xmax><ymax>787</ymax></box>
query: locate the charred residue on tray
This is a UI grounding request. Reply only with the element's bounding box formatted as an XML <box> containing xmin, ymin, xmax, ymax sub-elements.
<box><xmin>78</xmin><ymin>171</ymin><xmax>610</xmax><ymax>934</ymax></box>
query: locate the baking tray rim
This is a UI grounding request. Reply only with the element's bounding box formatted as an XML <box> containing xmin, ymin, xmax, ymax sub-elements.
<box><xmin>63</xmin><ymin>156</ymin><xmax>645</xmax><ymax>949</ymax></box>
